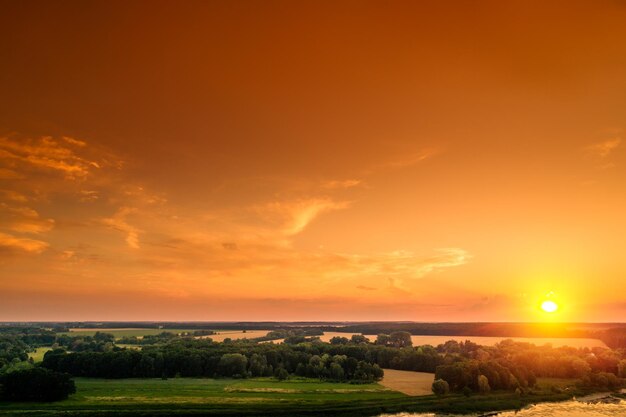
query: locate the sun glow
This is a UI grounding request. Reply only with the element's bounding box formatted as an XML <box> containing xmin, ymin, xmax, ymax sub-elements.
<box><xmin>541</xmin><ymin>300</ymin><xmax>558</xmax><ymax>313</ymax></box>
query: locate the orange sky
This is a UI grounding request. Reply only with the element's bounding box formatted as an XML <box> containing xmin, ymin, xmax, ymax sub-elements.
<box><xmin>1</xmin><ymin>0</ymin><xmax>625</xmax><ymax>321</ymax></box>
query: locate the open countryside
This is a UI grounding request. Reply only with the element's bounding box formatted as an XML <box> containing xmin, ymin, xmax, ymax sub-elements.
<box><xmin>2</xmin><ymin>1</ymin><xmax>626</xmax><ymax>416</ymax></box>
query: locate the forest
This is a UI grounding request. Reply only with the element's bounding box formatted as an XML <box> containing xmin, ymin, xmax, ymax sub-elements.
<box><xmin>2</xmin><ymin>325</ymin><xmax>625</xmax><ymax>402</ymax></box>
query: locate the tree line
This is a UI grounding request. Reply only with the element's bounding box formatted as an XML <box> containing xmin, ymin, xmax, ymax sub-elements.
<box><xmin>41</xmin><ymin>339</ymin><xmax>385</xmax><ymax>382</ymax></box>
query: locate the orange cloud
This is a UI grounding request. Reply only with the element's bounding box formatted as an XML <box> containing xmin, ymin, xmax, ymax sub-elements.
<box><xmin>102</xmin><ymin>207</ymin><xmax>141</xmax><ymax>249</ymax></box>
<box><xmin>586</xmin><ymin>138</ymin><xmax>621</xmax><ymax>158</ymax></box>
<box><xmin>322</xmin><ymin>179</ymin><xmax>362</xmax><ymax>189</ymax></box>
<box><xmin>0</xmin><ymin>205</ymin><xmax>54</xmax><ymax>234</ymax></box>
<box><xmin>0</xmin><ymin>232</ymin><xmax>49</xmax><ymax>254</ymax></box>
<box><xmin>0</xmin><ymin>136</ymin><xmax>98</xmax><ymax>179</ymax></box>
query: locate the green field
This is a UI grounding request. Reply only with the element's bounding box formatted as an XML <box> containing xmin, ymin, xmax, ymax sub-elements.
<box><xmin>0</xmin><ymin>376</ymin><xmax>586</xmax><ymax>416</ymax></box>
<box><xmin>27</xmin><ymin>347</ymin><xmax>52</xmax><ymax>363</ymax></box>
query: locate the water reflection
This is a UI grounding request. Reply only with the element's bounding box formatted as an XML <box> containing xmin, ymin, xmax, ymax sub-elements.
<box><xmin>380</xmin><ymin>398</ymin><xmax>626</xmax><ymax>417</ymax></box>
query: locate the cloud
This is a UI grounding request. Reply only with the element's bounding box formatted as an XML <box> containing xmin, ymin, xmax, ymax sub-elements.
<box><xmin>260</xmin><ymin>198</ymin><xmax>350</xmax><ymax>236</ymax></box>
<box><xmin>356</xmin><ymin>285</ymin><xmax>377</xmax><ymax>291</ymax></box>
<box><xmin>0</xmin><ymin>133</ymin><xmax>471</xmax><ymax>316</ymax></box>
<box><xmin>62</xmin><ymin>136</ymin><xmax>87</xmax><ymax>147</ymax></box>
<box><xmin>322</xmin><ymin>179</ymin><xmax>362</xmax><ymax>189</ymax></box>
<box><xmin>0</xmin><ymin>136</ymin><xmax>100</xmax><ymax>179</ymax></box>
<box><xmin>380</xmin><ymin>148</ymin><xmax>439</xmax><ymax>170</ymax></box>
<box><xmin>0</xmin><ymin>190</ymin><xmax>28</xmax><ymax>202</ymax></box>
<box><xmin>0</xmin><ymin>205</ymin><xmax>55</xmax><ymax>234</ymax></box>
<box><xmin>585</xmin><ymin>138</ymin><xmax>621</xmax><ymax>158</ymax></box>
<box><xmin>79</xmin><ymin>190</ymin><xmax>99</xmax><ymax>202</ymax></box>
<box><xmin>340</xmin><ymin>248</ymin><xmax>471</xmax><ymax>279</ymax></box>
<box><xmin>102</xmin><ymin>207</ymin><xmax>141</xmax><ymax>249</ymax></box>
<box><xmin>0</xmin><ymin>232</ymin><xmax>49</xmax><ymax>254</ymax></box>
<box><xmin>0</xmin><ymin>168</ymin><xmax>23</xmax><ymax>179</ymax></box>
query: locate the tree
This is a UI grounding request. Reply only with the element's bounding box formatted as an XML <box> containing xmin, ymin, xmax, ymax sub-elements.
<box><xmin>570</xmin><ymin>358</ymin><xmax>591</xmax><ymax>378</ymax></box>
<box><xmin>329</xmin><ymin>336</ymin><xmax>349</xmax><ymax>345</ymax></box>
<box><xmin>432</xmin><ymin>379</ymin><xmax>450</xmax><ymax>395</ymax></box>
<box><xmin>93</xmin><ymin>332</ymin><xmax>115</xmax><ymax>343</ymax></box>
<box><xmin>275</xmin><ymin>367</ymin><xmax>289</xmax><ymax>381</ymax></box>
<box><xmin>477</xmin><ymin>374</ymin><xmax>491</xmax><ymax>393</ymax></box>
<box><xmin>217</xmin><ymin>353</ymin><xmax>247</xmax><ymax>378</ymax></box>
<box><xmin>389</xmin><ymin>331</ymin><xmax>413</xmax><ymax>348</ymax></box>
<box><xmin>376</xmin><ymin>334</ymin><xmax>391</xmax><ymax>346</ymax></box>
<box><xmin>329</xmin><ymin>362</ymin><xmax>345</xmax><ymax>381</ymax></box>
<box><xmin>350</xmin><ymin>335</ymin><xmax>370</xmax><ymax>344</ymax></box>
<box><xmin>0</xmin><ymin>367</ymin><xmax>75</xmax><ymax>402</ymax></box>
<box><xmin>618</xmin><ymin>359</ymin><xmax>626</xmax><ymax>378</ymax></box>
<box><xmin>248</xmin><ymin>353</ymin><xmax>268</xmax><ymax>377</ymax></box>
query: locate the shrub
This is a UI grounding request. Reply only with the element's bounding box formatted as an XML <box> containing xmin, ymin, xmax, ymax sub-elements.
<box><xmin>432</xmin><ymin>378</ymin><xmax>450</xmax><ymax>396</ymax></box>
<box><xmin>275</xmin><ymin>367</ymin><xmax>289</xmax><ymax>381</ymax></box>
<box><xmin>0</xmin><ymin>367</ymin><xmax>75</xmax><ymax>402</ymax></box>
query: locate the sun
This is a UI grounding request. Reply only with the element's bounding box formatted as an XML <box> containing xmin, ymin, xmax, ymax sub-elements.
<box><xmin>541</xmin><ymin>300</ymin><xmax>558</xmax><ymax>313</ymax></box>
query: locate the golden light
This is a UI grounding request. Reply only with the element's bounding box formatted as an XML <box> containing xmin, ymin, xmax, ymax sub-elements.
<box><xmin>541</xmin><ymin>300</ymin><xmax>558</xmax><ymax>313</ymax></box>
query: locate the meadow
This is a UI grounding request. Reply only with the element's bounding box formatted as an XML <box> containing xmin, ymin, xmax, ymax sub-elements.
<box><xmin>27</xmin><ymin>347</ymin><xmax>52</xmax><ymax>363</ymax></box>
<box><xmin>0</xmin><ymin>376</ymin><xmax>585</xmax><ymax>416</ymax></box>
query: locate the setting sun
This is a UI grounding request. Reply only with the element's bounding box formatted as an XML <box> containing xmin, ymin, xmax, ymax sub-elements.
<box><xmin>541</xmin><ymin>300</ymin><xmax>559</xmax><ymax>313</ymax></box>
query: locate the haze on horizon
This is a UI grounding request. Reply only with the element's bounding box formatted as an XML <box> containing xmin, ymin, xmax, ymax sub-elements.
<box><xmin>0</xmin><ymin>0</ymin><xmax>625</xmax><ymax>322</ymax></box>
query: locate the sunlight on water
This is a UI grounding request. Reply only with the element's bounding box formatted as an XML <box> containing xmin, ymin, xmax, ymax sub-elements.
<box><xmin>380</xmin><ymin>399</ymin><xmax>626</xmax><ymax>417</ymax></box>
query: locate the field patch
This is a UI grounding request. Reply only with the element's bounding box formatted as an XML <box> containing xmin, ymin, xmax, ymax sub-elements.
<box><xmin>196</xmin><ymin>330</ymin><xmax>270</xmax><ymax>341</ymax></box>
<box><xmin>379</xmin><ymin>369</ymin><xmax>434</xmax><ymax>396</ymax></box>
<box><xmin>28</xmin><ymin>346</ymin><xmax>52</xmax><ymax>362</ymax></box>
<box><xmin>16</xmin><ymin>377</ymin><xmax>406</xmax><ymax>409</ymax></box>
<box><xmin>62</xmin><ymin>328</ymin><xmax>202</xmax><ymax>338</ymax></box>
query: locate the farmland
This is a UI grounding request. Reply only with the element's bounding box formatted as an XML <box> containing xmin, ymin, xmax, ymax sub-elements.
<box><xmin>197</xmin><ymin>330</ymin><xmax>271</xmax><ymax>342</ymax></box>
<box><xmin>2</xmin><ymin>323</ymin><xmax>624</xmax><ymax>416</ymax></box>
<box><xmin>62</xmin><ymin>328</ymin><xmax>274</xmax><ymax>342</ymax></box>
<box><xmin>61</xmin><ymin>328</ymin><xmax>202</xmax><ymax>338</ymax></box>
<box><xmin>378</xmin><ymin>369</ymin><xmax>434</xmax><ymax>396</ymax></box>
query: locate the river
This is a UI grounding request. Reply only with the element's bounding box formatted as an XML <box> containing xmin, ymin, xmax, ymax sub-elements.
<box><xmin>380</xmin><ymin>397</ymin><xmax>626</xmax><ymax>417</ymax></box>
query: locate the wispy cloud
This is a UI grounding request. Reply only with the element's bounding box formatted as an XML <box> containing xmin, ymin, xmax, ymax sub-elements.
<box><xmin>322</xmin><ymin>179</ymin><xmax>362</xmax><ymax>189</ymax></box>
<box><xmin>0</xmin><ymin>205</ymin><xmax>54</xmax><ymax>234</ymax></box>
<box><xmin>0</xmin><ymin>232</ymin><xmax>49</xmax><ymax>254</ymax></box>
<box><xmin>0</xmin><ymin>136</ymin><xmax>100</xmax><ymax>179</ymax></box>
<box><xmin>379</xmin><ymin>148</ymin><xmax>440</xmax><ymax>170</ymax></box>
<box><xmin>586</xmin><ymin>138</ymin><xmax>621</xmax><ymax>158</ymax></box>
<box><xmin>259</xmin><ymin>198</ymin><xmax>350</xmax><ymax>236</ymax></box>
<box><xmin>0</xmin><ymin>133</ymin><xmax>470</xmax><ymax>314</ymax></box>
<box><xmin>102</xmin><ymin>207</ymin><xmax>141</xmax><ymax>249</ymax></box>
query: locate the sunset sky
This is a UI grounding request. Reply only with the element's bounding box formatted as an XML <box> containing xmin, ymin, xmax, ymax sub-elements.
<box><xmin>1</xmin><ymin>0</ymin><xmax>625</xmax><ymax>322</ymax></box>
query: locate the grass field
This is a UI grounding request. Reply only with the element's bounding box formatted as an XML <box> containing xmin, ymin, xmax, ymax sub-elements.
<box><xmin>47</xmin><ymin>377</ymin><xmax>400</xmax><ymax>404</ymax></box>
<box><xmin>27</xmin><ymin>347</ymin><xmax>52</xmax><ymax>363</ymax></box>
<box><xmin>0</xmin><ymin>376</ymin><xmax>594</xmax><ymax>417</ymax></box>
<box><xmin>0</xmin><ymin>377</ymin><xmax>406</xmax><ymax>416</ymax></box>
